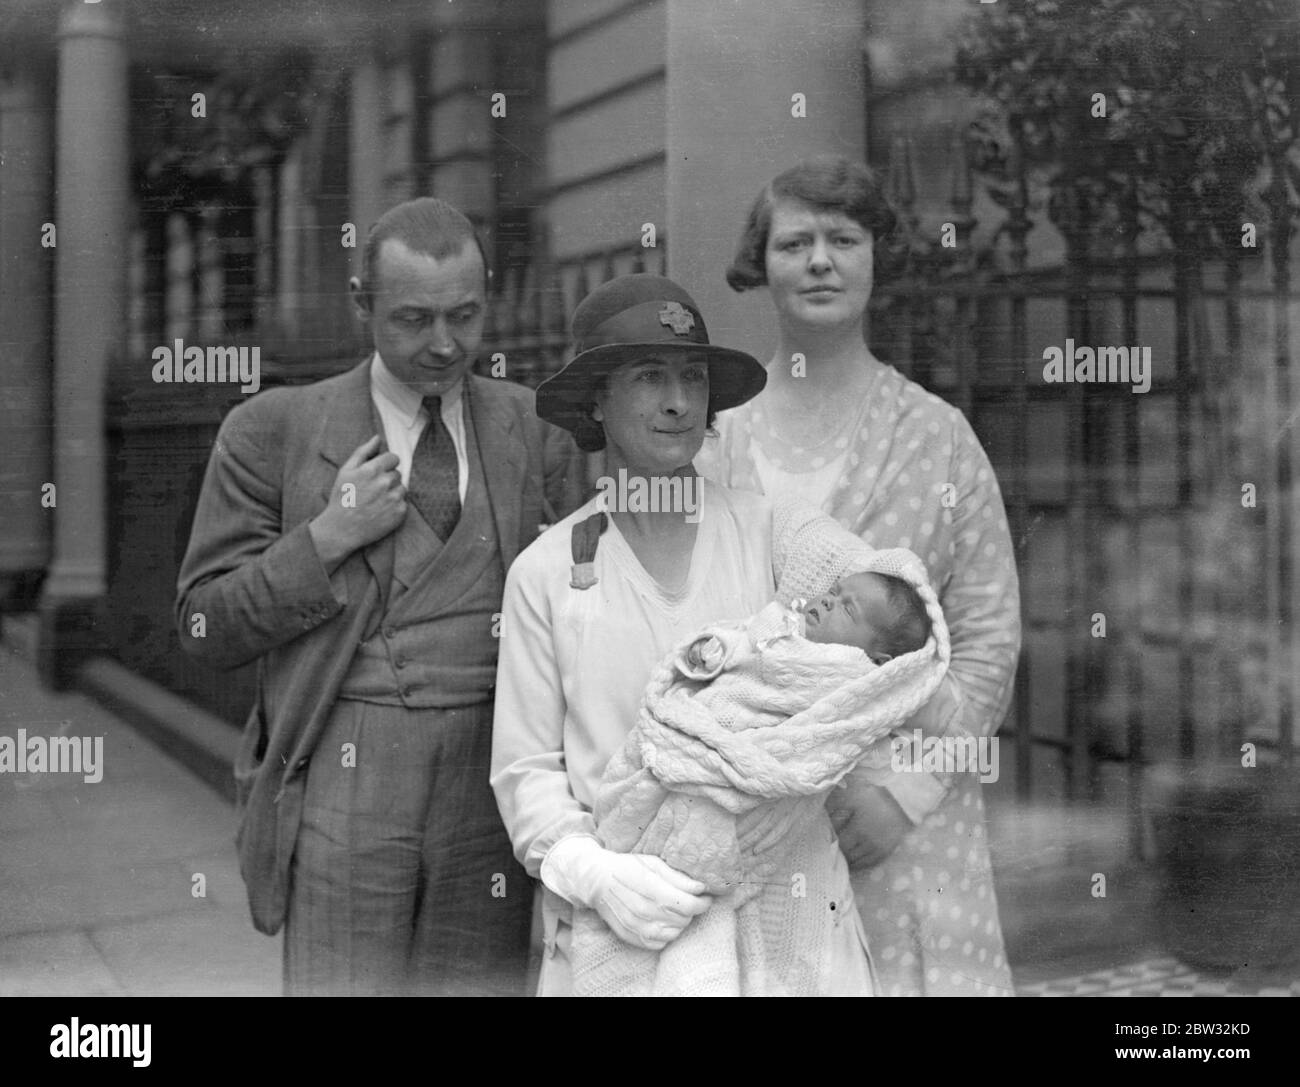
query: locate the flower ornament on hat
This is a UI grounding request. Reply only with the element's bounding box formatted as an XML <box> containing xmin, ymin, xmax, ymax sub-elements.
<box><xmin>658</xmin><ymin>301</ymin><xmax>696</xmax><ymax>335</ymax></box>
<box><xmin>536</xmin><ymin>274</ymin><xmax>767</xmax><ymax>452</ymax></box>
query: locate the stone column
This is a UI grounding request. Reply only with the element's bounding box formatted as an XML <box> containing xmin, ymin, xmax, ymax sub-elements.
<box><xmin>664</xmin><ymin>0</ymin><xmax>867</xmax><ymax>362</ymax></box>
<box><xmin>196</xmin><ymin>204</ymin><xmax>225</xmax><ymax>341</ymax></box>
<box><xmin>164</xmin><ymin>212</ymin><xmax>195</xmax><ymax>341</ymax></box>
<box><xmin>38</xmin><ymin>0</ymin><xmax>129</xmax><ymax>686</ymax></box>
<box><xmin>0</xmin><ymin>56</ymin><xmax>55</xmax><ymax>607</ymax></box>
<box><xmin>252</xmin><ymin>166</ymin><xmax>276</xmax><ymax>332</ymax></box>
<box><xmin>348</xmin><ymin>54</ymin><xmax>386</xmax><ymax>280</ymax></box>
<box><xmin>277</xmin><ymin>150</ymin><xmax>303</xmax><ymax>339</ymax></box>
<box><xmin>427</xmin><ymin>28</ymin><xmax>495</xmax><ymax>223</ymax></box>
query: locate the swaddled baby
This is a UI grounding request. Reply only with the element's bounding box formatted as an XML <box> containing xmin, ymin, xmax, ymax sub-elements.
<box><xmin>573</xmin><ymin>560</ymin><xmax>949</xmax><ymax>996</ymax></box>
<box><xmin>674</xmin><ymin>571</ymin><xmax>932</xmax><ymax>732</ymax></box>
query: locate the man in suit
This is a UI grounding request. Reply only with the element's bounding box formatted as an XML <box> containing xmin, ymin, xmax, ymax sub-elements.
<box><xmin>176</xmin><ymin>197</ymin><xmax>586</xmax><ymax>995</ymax></box>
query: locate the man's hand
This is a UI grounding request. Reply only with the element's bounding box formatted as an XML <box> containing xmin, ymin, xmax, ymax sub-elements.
<box><xmin>309</xmin><ymin>435</ymin><xmax>406</xmax><ymax>573</ymax></box>
<box><xmin>826</xmin><ymin>780</ymin><xmax>913</xmax><ymax>869</ymax></box>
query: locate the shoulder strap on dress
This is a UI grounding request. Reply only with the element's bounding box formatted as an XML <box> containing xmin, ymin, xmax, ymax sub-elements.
<box><xmin>569</xmin><ymin>512</ymin><xmax>609</xmax><ymax>589</ymax></box>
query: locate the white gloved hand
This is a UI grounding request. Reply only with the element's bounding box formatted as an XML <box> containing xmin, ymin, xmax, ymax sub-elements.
<box><xmin>541</xmin><ymin>835</ymin><xmax>711</xmax><ymax>950</ymax></box>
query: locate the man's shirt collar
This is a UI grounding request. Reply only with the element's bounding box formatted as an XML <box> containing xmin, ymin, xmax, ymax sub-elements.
<box><xmin>370</xmin><ymin>351</ymin><xmax>464</xmax><ymax>428</ymax></box>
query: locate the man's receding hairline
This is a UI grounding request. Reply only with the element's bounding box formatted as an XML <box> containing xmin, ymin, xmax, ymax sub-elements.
<box><xmin>367</xmin><ymin>236</ymin><xmax>487</xmax><ymax>292</ymax></box>
<box><xmin>374</xmin><ymin>235</ymin><xmax>483</xmax><ymax>270</ymax></box>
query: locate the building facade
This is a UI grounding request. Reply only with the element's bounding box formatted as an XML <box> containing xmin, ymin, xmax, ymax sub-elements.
<box><xmin>2</xmin><ymin>0</ymin><xmax>1298</xmax><ymax>836</ymax></box>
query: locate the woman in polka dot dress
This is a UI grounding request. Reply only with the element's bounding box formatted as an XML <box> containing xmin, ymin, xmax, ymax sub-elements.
<box><xmin>697</xmin><ymin>156</ymin><xmax>1022</xmax><ymax>996</ymax></box>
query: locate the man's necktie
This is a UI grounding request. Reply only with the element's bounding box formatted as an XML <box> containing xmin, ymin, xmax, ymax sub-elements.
<box><xmin>407</xmin><ymin>395</ymin><xmax>461</xmax><ymax>540</ymax></box>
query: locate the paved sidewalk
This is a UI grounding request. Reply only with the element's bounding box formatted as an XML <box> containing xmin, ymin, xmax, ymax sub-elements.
<box><xmin>0</xmin><ymin>641</ymin><xmax>280</xmax><ymax>996</ymax></box>
<box><xmin>3</xmin><ymin>628</ymin><xmax>1294</xmax><ymax>999</ymax></box>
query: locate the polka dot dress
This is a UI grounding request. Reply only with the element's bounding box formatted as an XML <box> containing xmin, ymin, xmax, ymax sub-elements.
<box><xmin>857</xmin><ymin>774</ymin><xmax>1012</xmax><ymax>995</ymax></box>
<box><xmin>699</xmin><ymin>361</ymin><xmax>1021</xmax><ymax>997</ymax></box>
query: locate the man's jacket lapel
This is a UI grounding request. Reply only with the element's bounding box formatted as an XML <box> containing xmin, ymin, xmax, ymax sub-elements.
<box><xmin>316</xmin><ymin>357</ymin><xmax>395</xmax><ymax>616</ymax></box>
<box><xmin>467</xmin><ymin>374</ymin><xmax>526</xmax><ymax>570</ymax></box>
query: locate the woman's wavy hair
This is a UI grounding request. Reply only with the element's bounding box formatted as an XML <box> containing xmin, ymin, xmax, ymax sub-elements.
<box><xmin>725</xmin><ymin>156</ymin><xmax>901</xmax><ymax>292</ymax></box>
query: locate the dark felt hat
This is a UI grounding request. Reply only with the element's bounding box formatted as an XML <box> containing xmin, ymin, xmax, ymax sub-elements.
<box><xmin>536</xmin><ymin>274</ymin><xmax>766</xmax><ymax>451</ymax></box>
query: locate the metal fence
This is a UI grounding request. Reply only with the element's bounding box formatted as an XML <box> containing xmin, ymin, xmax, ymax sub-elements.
<box><xmin>869</xmin><ymin>135</ymin><xmax>1298</xmax><ymax>847</ymax></box>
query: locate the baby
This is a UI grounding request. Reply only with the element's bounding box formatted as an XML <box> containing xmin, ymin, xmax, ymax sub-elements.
<box><xmin>677</xmin><ymin>571</ymin><xmax>932</xmax><ymax>727</ymax></box>
<box><xmin>797</xmin><ymin>572</ymin><xmax>932</xmax><ymax>663</ymax></box>
<box><xmin>574</xmin><ymin>557</ymin><xmax>949</xmax><ymax>996</ymax></box>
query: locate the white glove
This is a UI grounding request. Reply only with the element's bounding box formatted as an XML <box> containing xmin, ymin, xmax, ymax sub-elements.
<box><xmin>541</xmin><ymin>835</ymin><xmax>711</xmax><ymax>950</ymax></box>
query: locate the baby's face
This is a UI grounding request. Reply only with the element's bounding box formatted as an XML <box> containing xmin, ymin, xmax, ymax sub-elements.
<box><xmin>801</xmin><ymin>572</ymin><xmax>895</xmax><ymax>661</ymax></box>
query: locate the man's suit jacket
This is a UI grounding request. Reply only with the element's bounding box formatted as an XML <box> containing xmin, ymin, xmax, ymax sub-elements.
<box><xmin>176</xmin><ymin>359</ymin><xmax>586</xmax><ymax>934</ymax></box>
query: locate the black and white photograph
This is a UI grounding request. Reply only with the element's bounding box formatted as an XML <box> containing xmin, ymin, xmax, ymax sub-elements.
<box><xmin>0</xmin><ymin>0</ymin><xmax>1297</xmax><ymax>1050</ymax></box>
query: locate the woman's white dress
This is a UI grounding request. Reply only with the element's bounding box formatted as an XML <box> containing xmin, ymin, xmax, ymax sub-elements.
<box><xmin>491</xmin><ymin>483</ymin><xmax>875</xmax><ymax>995</ymax></box>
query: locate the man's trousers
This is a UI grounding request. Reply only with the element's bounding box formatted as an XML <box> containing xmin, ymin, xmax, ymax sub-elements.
<box><xmin>283</xmin><ymin>699</ymin><xmax>532</xmax><ymax>996</ymax></box>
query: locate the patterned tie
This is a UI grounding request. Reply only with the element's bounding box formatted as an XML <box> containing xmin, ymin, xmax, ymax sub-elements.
<box><xmin>407</xmin><ymin>395</ymin><xmax>461</xmax><ymax>540</ymax></box>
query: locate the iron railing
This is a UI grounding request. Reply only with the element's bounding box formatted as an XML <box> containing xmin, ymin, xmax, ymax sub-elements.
<box><xmin>870</xmin><ymin>133</ymin><xmax>1298</xmax><ymax>849</ymax></box>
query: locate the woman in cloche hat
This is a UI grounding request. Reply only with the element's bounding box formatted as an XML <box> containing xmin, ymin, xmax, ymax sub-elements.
<box><xmin>490</xmin><ymin>274</ymin><xmax>876</xmax><ymax>995</ymax></box>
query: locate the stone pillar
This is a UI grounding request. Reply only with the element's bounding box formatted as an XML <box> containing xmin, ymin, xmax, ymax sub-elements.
<box><xmin>127</xmin><ymin>223</ymin><xmax>147</xmax><ymax>363</ymax></box>
<box><xmin>349</xmin><ymin>54</ymin><xmax>386</xmax><ymax>279</ymax></box>
<box><xmin>664</xmin><ymin>0</ymin><xmax>867</xmax><ymax>362</ymax></box>
<box><xmin>277</xmin><ymin>150</ymin><xmax>303</xmax><ymax>338</ymax></box>
<box><xmin>0</xmin><ymin>57</ymin><xmax>55</xmax><ymax>608</ymax></box>
<box><xmin>427</xmin><ymin>29</ymin><xmax>495</xmax><ymax>223</ymax></box>
<box><xmin>164</xmin><ymin>212</ymin><xmax>195</xmax><ymax>341</ymax></box>
<box><xmin>196</xmin><ymin>204</ymin><xmax>224</xmax><ymax>341</ymax></box>
<box><xmin>253</xmin><ymin>166</ymin><xmax>276</xmax><ymax>332</ymax></box>
<box><xmin>38</xmin><ymin>0</ymin><xmax>129</xmax><ymax>686</ymax></box>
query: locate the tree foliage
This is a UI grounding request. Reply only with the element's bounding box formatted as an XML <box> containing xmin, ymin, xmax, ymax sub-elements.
<box><xmin>954</xmin><ymin>0</ymin><xmax>1300</xmax><ymax>258</ymax></box>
